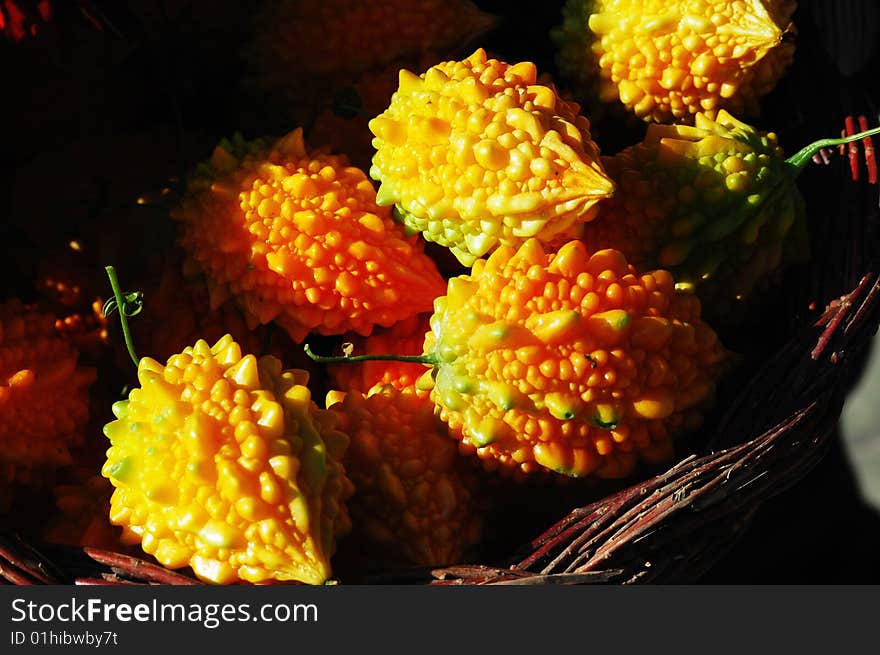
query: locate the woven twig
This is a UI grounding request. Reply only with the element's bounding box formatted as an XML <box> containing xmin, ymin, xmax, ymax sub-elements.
<box><xmin>1</xmin><ymin>270</ymin><xmax>873</xmax><ymax>587</ymax></box>
<box><xmin>0</xmin><ymin>536</ymin><xmax>203</xmax><ymax>586</ymax></box>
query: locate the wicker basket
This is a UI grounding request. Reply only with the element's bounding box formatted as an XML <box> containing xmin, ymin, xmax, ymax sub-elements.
<box><xmin>1</xmin><ymin>0</ymin><xmax>879</xmax><ymax>585</ymax></box>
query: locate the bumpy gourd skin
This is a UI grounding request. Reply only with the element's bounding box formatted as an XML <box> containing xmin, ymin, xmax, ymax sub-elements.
<box><xmin>102</xmin><ymin>335</ymin><xmax>353</xmax><ymax>585</ymax></box>
<box><xmin>581</xmin><ymin>110</ymin><xmax>808</xmax><ymax>308</ymax></box>
<box><xmin>327</xmin><ymin>386</ymin><xmax>482</xmax><ymax>567</ymax></box>
<box><xmin>422</xmin><ymin>239</ymin><xmax>727</xmax><ymax>478</ymax></box>
<box><xmin>171</xmin><ymin>129</ymin><xmax>447</xmax><ymax>343</ymax></box>
<box><xmin>554</xmin><ymin>0</ymin><xmax>797</xmax><ymax>123</ymax></box>
<box><xmin>0</xmin><ymin>301</ymin><xmax>95</xmax><ymax>489</ymax></box>
<box><xmin>369</xmin><ymin>48</ymin><xmax>615</xmax><ymax>266</ymax></box>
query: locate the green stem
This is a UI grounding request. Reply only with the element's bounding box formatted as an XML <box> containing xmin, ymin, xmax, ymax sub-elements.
<box><xmin>105</xmin><ymin>266</ymin><xmax>140</xmax><ymax>367</ymax></box>
<box><xmin>303</xmin><ymin>343</ymin><xmax>436</xmax><ymax>366</ymax></box>
<box><xmin>786</xmin><ymin>125</ymin><xmax>880</xmax><ymax>175</ymax></box>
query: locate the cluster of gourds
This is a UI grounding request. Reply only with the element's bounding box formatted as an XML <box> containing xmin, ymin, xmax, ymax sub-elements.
<box><xmin>5</xmin><ymin>0</ymin><xmax>878</xmax><ymax>586</ymax></box>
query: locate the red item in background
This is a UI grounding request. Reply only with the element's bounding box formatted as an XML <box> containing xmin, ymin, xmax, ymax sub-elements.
<box><xmin>1</xmin><ymin>0</ymin><xmax>51</xmax><ymax>41</ymax></box>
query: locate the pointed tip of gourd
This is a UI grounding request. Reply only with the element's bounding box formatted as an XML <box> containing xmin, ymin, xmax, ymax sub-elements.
<box><xmin>205</xmin><ymin>279</ymin><xmax>231</xmax><ymax>311</ymax></box>
<box><xmin>256</xmin><ymin>399</ymin><xmax>285</xmax><ymax>438</ymax></box>
<box><xmin>224</xmin><ymin>353</ymin><xmax>261</xmax><ymax>390</ymax></box>
<box><xmin>548</xmin><ymin>240</ymin><xmax>588</xmax><ymax>276</ymax></box>
<box><xmin>211</xmin><ymin>334</ymin><xmax>234</xmax><ymax>354</ymax></box>
<box><xmin>375</xmin><ymin>183</ymin><xmax>396</xmax><ymax>206</ymax></box>
<box><xmin>713</xmin><ymin>109</ymin><xmax>748</xmax><ymax>131</ymax></box>
<box><xmin>590</xmin><ymin>403</ymin><xmax>621</xmax><ymax>430</ymax></box>
<box><xmin>209</xmin><ymin>146</ymin><xmax>238</xmax><ymax>172</ymax></box>
<box><xmin>508</xmin><ymin>239</ymin><xmax>547</xmax><ymax>268</ymax></box>
<box><xmin>277</xmin><ymin>128</ymin><xmax>307</xmax><ymax>158</ymax></box>
<box><xmin>137</xmin><ymin>357</ymin><xmax>164</xmax><ymax>375</ymax></box>
<box><xmin>216</xmin><ymin>339</ymin><xmax>242</xmax><ymax>366</ymax></box>
<box><xmin>259</xmin><ymin>162</ymin><xmax>287</xmax><ymax>182</ymax></box>
<box><xmin>508</xmin><ymin>61</ymin><xmax>537</xmax><ymax>85</ymax></box>
<box><xmin>588</xmin><ymin>248</ymin><xmax>629</xmax><ymax>274</ymax></box>
<box><xmin>398</xmin><ymin>68</ymin><xmax>423</xmax><ymax>94</ymax></box>
<box><xmin>588</xmin><ymin>12</ymin><xmax>615</xmax><ymax>35</ymax></box>
<box><xmin>463</xmin><ymin>232</ymin><xmax>495</xmax><ymax>259</ymax></box>
<box><xmin>110</xmin><ymin>397</ymin><xmax>129</xmax><ymax>418</ymax></box>
<box><xmin>325</xmin><ymin>389</ymin><xmax>347</xmax><ymax>409</ymax></box>
<box><xmin>530</xmin><ymin>309</ymin><xmax>582</xmax><ymax>345</ymax></box>
<box><xmin>527</xmin><ymin>84</ymin><xmax>556</xmax><ymax>111</ymax></box>
<box><xmin>591</xmin><ymin>309</ymin><xmax>631</xmax><ymax>332</ymax></box>
<box><xmin>415</xmin><ymin>369</ymin><xmax>436</xmax><ymax>392</ymax></box>
<box><xmin>729</xmin><ymin>4</ymin><xmax>783</xmax><ymax>49</ymax></box>
<box><xmin>192</xmin><ymin>339</ymin><xmax>212</xmax><ymax>357</ymax></box>
<box><xmin>631</xmin><ymin>392</ymin><xmax>675</xmax><ymax>420</ymax></box>
<box><xmin>258</xmin><ymin>354</ymin><xmax>283</xmax><ymax>381</ymax></box>
<box><xmin>253</xmin><ymin>303</ymin><xmax>280</xmax><ymax>325</ymax></box>
<box><xmin>545</xmin><ymin>392</ymin><xmax>585</xmax><ymax>421</ymax></box>
<box><xmin>693</xmin><ymin>112</ymin><xmax>718</xmax><ymax>132</ymax></box>
<box><xmin>466</xmin><ymin>48</ymin><xmax>488</xmax><ymax>65</ymax></box>
<box><xmin>483</xmin><ymin>244</ymin><xmax>516</xmax><ymax>273</ymax></box>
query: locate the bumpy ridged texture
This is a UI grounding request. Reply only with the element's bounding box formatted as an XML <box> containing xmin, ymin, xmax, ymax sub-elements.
<box><xmin>0</xmin><ymin>301</ymin><xmax>95</xmax><ymax>489</ymax></box>
<box><xmin>369</xmin><ymin>49</ymin><xmax>615</xmax><ymax>266</ymax></box>
<box><xmin>581</xmin><ymin>109</ymin><xmax>808</xmax><ymax>309</ymax></box>
<box><xmin>248</xmin><ymin>0</ymin><xmax>495</xmax><ymax>84</ymax></box>
<box><xmin>101</xmin><ymin>335</ymin><xmax>353</xmax><ymax>585</ymax></box>
<box><xmin>171</xmin><ymin>129</ymin><xmax>447</xmax><ymax>343</ymax></box>
<box><xmin>422</xmin><ymin>239</ymin><xmax>727</xmax><ymax>478</ymax></box>
<box><xmin>327</xmin><ymin>386</ymin><xmax>482</xmax><ymax>567</ymax></box>
<box><xmin>310</xmin><ymin>53</ymin><xmax>444</xmax><ymax>171</ymax></box>
<box><xmin>554</xmin><ymin>0</ymin><xmax>797</xmax><ymax>123</ymax></box>
<box><xmin>327</xmin><ymin>314</ymin><xmax>432</xmax><ymax>397</ymax></box>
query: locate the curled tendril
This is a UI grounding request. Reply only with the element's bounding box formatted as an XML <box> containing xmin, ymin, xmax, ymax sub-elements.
<box><xmin>102</xmin><ymin>291</ymin><xmax>144</xmax><ymax>319</ymax></box>
<box><xmin>104</xmin><ymin>266</ymin><xmax>142</xmax><ymax>367</ymax></box>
